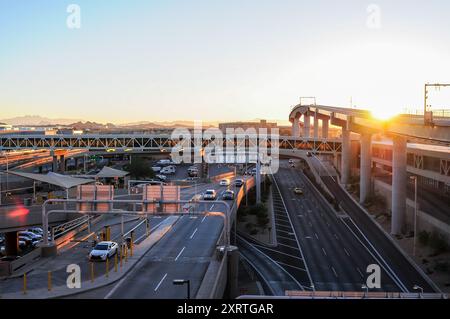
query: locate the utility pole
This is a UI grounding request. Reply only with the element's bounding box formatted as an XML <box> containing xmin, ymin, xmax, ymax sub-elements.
<box><xmin>424</xmin><ymin>83</ymin><xmax>450</xmax><ymax>125</ymax></box>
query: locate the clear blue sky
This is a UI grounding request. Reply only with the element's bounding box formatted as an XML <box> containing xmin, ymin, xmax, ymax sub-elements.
<box><xmin>1</xmin><ymin>0</ymin><xmax>450</xmax><ymax>123</ymax></box>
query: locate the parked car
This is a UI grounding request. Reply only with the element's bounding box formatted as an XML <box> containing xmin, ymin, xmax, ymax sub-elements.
<box><xmin>203</xmin><ymin>189</ymin><xmax>217</xmax><ymax>200</ymax></box>
<box><xmin>89</xmin><ymin>241</ymin><xmax>119</xmax><ymax>261</ymax></box>
<box><xmin>289</xmin><ymin>159</ymin><xmax>294</xmax><ymax>164</ymax></box>
<box><xmin>28</xmin><ymin>227</ymin><xmax>44</xmax><ymax>236</ymax></box>
<box><xmin>219</xmin><ymin>179</ymin><xmax>230</xmax><ymax>186</ymax></box>
<box><xmin>293</xmin><ymin>187</ymin><xmax>304</xmax><ymax>195</ymax></box>
<box><xmin>151</xmin><ymin>166</ymin><xmax>162</xmax><ymax>172</ymax></box>
<box><xmin>234</xmin><ymin>179</ymin><xmax>244</xmax><ymax>187</ymax></box>
<box><xmin>160</xmin><ymin>166</ymin><xmax>176</xmax><ymax>175</ymax></box>
<box><xmin>19</xmin><ymin>231</ymin><xmax>42</xmax><ymax>241</ymax></box>
<box><xmin>222</xmin><ymin>190</ymin><xmax>235</xmax><ymax>200</ymax></box>
<box><xmin>156</xmin><ymin>174</ymin><xmax>167</xmax><ymax>181</ymax></box>
<box><xmin>306</xmin><ymin>152</ymin><xmax>312</xmax><ymax>157</ymax></box>
<box><xmin>18</xmin><ymin>235</ymin><xmax>35</xmax><ymax>246</ymax></box>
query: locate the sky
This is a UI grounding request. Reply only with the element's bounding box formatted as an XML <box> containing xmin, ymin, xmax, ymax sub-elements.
<box><xmin>1</xmin><ymin>0</ymin><xmax>450</xmax><ymax>123</ymax></box>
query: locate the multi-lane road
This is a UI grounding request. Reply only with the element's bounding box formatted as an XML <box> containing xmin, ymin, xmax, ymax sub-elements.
<box><xmin>263</xmin><ymin>159</ymin><xmax>435</xmax><ymax>293</ymax></box>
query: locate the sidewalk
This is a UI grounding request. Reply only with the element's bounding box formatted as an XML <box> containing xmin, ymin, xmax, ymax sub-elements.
<box><xmin>0</xmin><ymin>216</ymin><xmax>179</xmax><ymax>299</ymax></box>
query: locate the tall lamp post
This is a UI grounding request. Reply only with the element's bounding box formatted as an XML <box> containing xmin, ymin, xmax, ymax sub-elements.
<box><xmin>413</xmin><ymin>285</ymin><xmax>424</xmax><ymax>298</ymax></box>
<box><xmin>410</xmin><ymin>175</ymin><xmax>418</xmax><ymax>257</ymax></box>
<box><xmin>424</xmin><ymin>83</ymin><xmax>450</xmax><ymax>125</ymax></box>
<box><xmin>173</xmin><ymin>279</ymin><xmax>190</xmax><ymax>299</ymax></box>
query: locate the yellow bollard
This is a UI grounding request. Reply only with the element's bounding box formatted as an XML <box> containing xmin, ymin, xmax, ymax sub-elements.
<box><xmin>106</xmin><ymin>258</ymin><xmax>109</xmax><ymax>278</ymax></box>
<box><xmin>114</xmin><ymin>253</ymin><xmax>118</xmax><ymax>272</ymax></box>
<box><xmin>130</xmin><ymin>232</ymin><xmax>134</xmax><ymax>257</ymax></box>
<box><xmin>90</xmin><ymin>262</ymin><xmax>95</xmax><ymax>283</ymax></box>
<box><xmin>48</xmin><ymin>271</ymin><xmax>52</xmax><ymax>291</ymax></box>
<box><xmin>125</xmin><ymin>245</ymin><xmax>128</xmax><ymax>262</ymax></box>
<box><xmin>120</xmin><ymin>246</ymin><xmax>123</xmax><ymax>268</ymax></box>
<box><xmin>23</xmin><ymin>273</ymin><xmax>27</xmax><ymax>295</ymax></box>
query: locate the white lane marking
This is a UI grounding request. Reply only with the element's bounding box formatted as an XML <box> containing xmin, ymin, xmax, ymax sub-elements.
<box><xmin>322</xmin><ymin>248</ymin><xmax>327</xmax><ymax>256</ymax></box>
<box><xmin>175</xmin><ymin>246</ymin><xmax>186</xmax><ymax>261</ymax></box>
<box><xmin>210</xmin><ymin>204</ymin><xmax>215</xmax><ymax>210</ymax></box>
<box><xmin>277</xmin><ymin>242</ymin><xmax>300</xmax><ymax>250</ymax></box>
<box><xmin>201</xmin><ymin>215</ymin><xmax>207</xmax><ymax>223</ymax></box>
<box><xmin>276</xmin><ymin>261</ymin><xmax>306</xmax><ymax>272</ymax></box>
<box><xmin>314</xmin><ymin>233</ymin><xmax>319</xmax><ymax>240</ymax></box>
<box><xmin>334</xmin><ymin>234</ymin><xmax>339</xmax><ymax>240</ymax></box>
<box><xmin>344</xmin><ymin>248</ymin><xmax>350</xmax><ymax>257</ymax></box>
<box><xmin>154</xmin><ymin>273</ymin><xmax>168</xmax><ymax>291</ymax></box>
<box><xmin>190</xmin><ymin>228</ymin><xmax>198</xmax><ymax>239</ymax></box>
<box><xmin>356</xmin><ymin>267</ymin><xmax>364</xmax><ymax>278</ymax></box>
<box><xmin>331</xmin><ymin>266</ymin><xmax>338</xmax><ymax>278</ymax></box>
<box><xmin>277</xmin><ymin>235</ymin><xmax>297</xmax><ymax>242</ymax></box>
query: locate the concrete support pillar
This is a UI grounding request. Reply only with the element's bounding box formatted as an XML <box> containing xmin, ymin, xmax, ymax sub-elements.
<box><xmin>4</xmin><ymin>231</ymin><xmax>18</xmax><ymax>256</ymax></box>
<box><xmin>313</xmin><ymin>113</ymin><xmax>319</xmax><ymax>139</ymax></box>
<box><xmin>52</xmin><ymin>155</ymin><xmax>58</xmax><ymax>172</ymax></box>
<box><xmin>226</xmin><ymin>246</ymin><xmax>239</xmax><ymax>299</ymax></box>
<box><xmin>74</xmin><ymin>157</ymin><xmax>79</xmax><ymax>170</ymax></box>
<box><xmin>303</xmin><ymin>113</ymin><xmax>310</xmax><ymax>138</ymax></box>
<box><xmin>341</xmin><ymin>128</ymin><xmax>351</xmax><ymax>185</ymax></box>
<box><xmin>59</xmin><ymin>155</ymin><xmax>65</xmax><ymax>172</ymax></box>
<box><xmin>391</xmin><ymin>136</ymin><xmax>407</xmax><ymax>235</ymax></box>
<box><xmin>322</xmin><ymin>119</ymin><xmax>329</xmax><ymax>139</ymax></box>
<box><xmin>38</xmin><ymin>166</ymin><xmax>43</xmax><ymax>174</ymax></box>
<box><xmin>292</xmin><ymin>117</ymin><xmax>300</xmax><ymax>137</ymax></box>
<box><xmin>359</xmin><ymin>133</ymin><xmax>372</xmax><ymax>204</ymax></box>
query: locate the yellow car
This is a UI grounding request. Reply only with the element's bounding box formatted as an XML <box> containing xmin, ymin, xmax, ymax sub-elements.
<box><xmin>294</xmin><ymin>187</ymin><xmax>304</xmax><ymax>195</ymax></box>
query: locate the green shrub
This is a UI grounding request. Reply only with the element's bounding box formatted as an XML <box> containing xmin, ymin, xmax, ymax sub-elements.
<box><xmin>418</xmin><ymin>230</ymin><xmax>430</xmax><ymax>246</ymax></box>
<box><xmin>434</xmin><ymin>261</ymin><xmax>450</xmax><ymax>273</ymax></box>
<box><xmin>429</xmin><ymin>231</ymin><xmax>449</xmax><ymax>255</ymax></box>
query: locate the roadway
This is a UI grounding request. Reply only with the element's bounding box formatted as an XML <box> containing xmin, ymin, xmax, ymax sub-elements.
<box><xmin>271</xmin><ymin>160</ymin><xmax>400</xmax><ymax>292</ymax></box>
<box><xmin>36</xmin><ymin>176</ymin><xmax>242</xmax><ymax>298</ymax></box>
<box><xmin>310</xmin><ymin>166</ymin><xmax>436</xmax><ymax>292</ymax></box>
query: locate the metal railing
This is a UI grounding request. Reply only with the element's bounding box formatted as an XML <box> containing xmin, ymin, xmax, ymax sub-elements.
<box><xmin>50</xmin><ymin>215</ymin><xmax>92</xmax><ymax>241</ymax></box>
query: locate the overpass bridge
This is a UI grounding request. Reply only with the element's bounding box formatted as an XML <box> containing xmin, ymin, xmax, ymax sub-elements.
<box><xmin>289</xmin><ymin>103</ymin><xmax>450</xmax><ymax>235</ymax></box>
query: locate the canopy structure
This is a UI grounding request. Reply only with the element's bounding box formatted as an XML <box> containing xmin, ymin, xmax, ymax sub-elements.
<box><xmin>7</xmin><ymin>171</ymin><xmax>95</xmax><ymax>189</ymax></box>
<box><xmin>95</xmin><ymin>166</ymin><xmax>129</xmax><ymax>178</ymax></box>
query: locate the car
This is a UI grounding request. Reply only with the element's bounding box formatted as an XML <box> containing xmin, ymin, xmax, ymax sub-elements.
<box><xmin>251</xmin><ymin>168</ymin><xmax>257</xmax><ymax>175</ymax></box>
<box><xmin>306</xmin><ymin>152</ymin><xmax>312</xmax><ymax>157</ymax></box>
<box><xmin>188</xmin><ymin>167</ymin><xmax>199</xmax><ymax>177</ymax></box>
<box><xmin>18</xmin><ymin>235</ymin><xmax>35</xmax><ymax>246</ymax></box>
<box><xmin>156</xmin><ymin>174</ymin><xmax>167</xmax><ymax>181</ymax></box>
<box><xmin>203</xmin><ymin>189</ymin><xmax>217</xmax><ymax>200</ymax></box>
<box><xmin>28</xmin><ymin>227</ymin><xmax>44</xmax><ymax>236</ymax></box>
<box><xmin>156</xmin><ymin>159</ymin><xmax>174</xmax><ymax>166</ymax></box>
<box><xmin>288</xmin><ymin>159</ymin><xmax>294</xmax><ymax>164</ymax></box>
<box><xmin>219</xmin><ymin>179</ymin><xmax>230</xmax><ymax>186</ymax></box>
<box><xmin>293</xmin><ymin>187</ymin><xmax>304</xmax><ymax>195</ymax></box>
<box><xmin>222</xmin><ymin>190</ymin><xmax>235</xmax><ymax>200</ymax></box>
<box><xmin>160</xmin><ymin>166</ymin><xmax>176</xmax><ymax>175</ymax></box>
<box><xmin>89</xmin><ymin>241</ymin><xmax>119</xmax><ymax>261</ymax></box>
<box><xmin>234</xmin><ymin>179</ymin><xmax>244</xmax><ymax>187</ymax></box>
<box><xmin>151</xmin><ymin>166</ymin><xmax>162</xmax><ymax>172</ymax></box>
<box><xmin>19</xmin><ymin>231</ymin><xmax>42</xmax><ymax>241</ymax></box>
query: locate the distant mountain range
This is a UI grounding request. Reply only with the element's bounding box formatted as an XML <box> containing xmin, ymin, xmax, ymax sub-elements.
<box><xmin>0</xmin><ymin>115</ymin><xmax>82</xmax><ymax>126</ymax></box>
<box><xmin>0</xmin><ymin>115</ymin><xmax>289</xmax><ymax>128</ymax></box>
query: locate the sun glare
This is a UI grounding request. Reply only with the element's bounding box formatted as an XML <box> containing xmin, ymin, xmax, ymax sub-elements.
<box><xmin>369</xmin><ymin>108</ymin><xmax>401</xmax><ymax>121</ymax></box>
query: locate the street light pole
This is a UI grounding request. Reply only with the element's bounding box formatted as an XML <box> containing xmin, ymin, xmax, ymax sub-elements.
<box><xmin>413</xmin><ymin>285</ymin><xmax>424</xmax><ymax>297</ymax></box>
<box><xmin>410</xmin><ymin>176</ymin><xmax>418</xmax><ymax>257</ymax></box>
